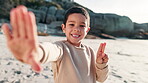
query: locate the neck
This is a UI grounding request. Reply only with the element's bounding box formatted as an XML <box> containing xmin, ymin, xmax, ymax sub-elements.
<box><xmin>67</xmin><ymin>40</ymin><xmax>81</xmax><ymax>47</ymax></box>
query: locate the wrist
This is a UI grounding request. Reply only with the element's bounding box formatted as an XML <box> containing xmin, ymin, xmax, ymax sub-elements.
<box><xmin>96</xmin><ymin>62</ymin><xmax>108</xmax><ymax>70</ymax></box>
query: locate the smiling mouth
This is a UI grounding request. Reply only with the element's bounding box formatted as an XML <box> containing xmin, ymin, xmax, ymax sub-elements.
<box><xmin>71</xmin><ymin>34</ymin><xmax>81</xmax><ymax>38</ymax></box>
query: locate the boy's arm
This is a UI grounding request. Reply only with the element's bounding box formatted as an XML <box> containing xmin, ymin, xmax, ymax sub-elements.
<box><xmin>39</xmin><ymin>42</ymin><xmax>63</xmax><ymax>63</ymax></box>
<box><xmin>95</xmin><ymin>43</ymin><xmax>109</xmax><ymax>82</ymax></box>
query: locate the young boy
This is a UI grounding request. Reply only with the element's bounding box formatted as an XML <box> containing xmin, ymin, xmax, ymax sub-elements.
<box><xmin>2</xmin><ymin>5</ymin><xmax>109</xmax><ymax>83</ymax></box>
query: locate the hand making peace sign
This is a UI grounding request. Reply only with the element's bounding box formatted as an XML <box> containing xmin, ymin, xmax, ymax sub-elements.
<box><xmin>96</xmin><ymin>43</ymin><xmax>109</xmax><ymax>64</ymax></box>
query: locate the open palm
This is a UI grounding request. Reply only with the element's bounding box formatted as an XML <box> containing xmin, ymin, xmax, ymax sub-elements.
<box><xmin>2</xmin><ymin>5</ymin><xmax>41</xmax><ymax>72</ymax></box>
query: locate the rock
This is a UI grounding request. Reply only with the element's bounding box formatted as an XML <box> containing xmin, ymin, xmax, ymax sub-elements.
<box><xmin>99</xmin><ymin>33</ymin><xmax>116</xmax><ymax>39</ymax></box>
<box><xmin>46</xmin><ymin>21</ymin><xmax>64</xmax><ymax>35</ymax></box>
<box><xmin>44</xmin><ymin>75</ymin><xmax>49</xmax><ymax>79</ymax></box>
<box><xmin>63</xmin><ymin>2</ymin><xmax>76</xmax><ymax>9</ymax></box>
<box><xmin>0</xmin><ymin>80</ymin><xmax>9</xmax><ymax>83</ymax></box>
<box><xmin>0</xmin><ymin>19</ymin><xmax>9</xmax><ymax>23</ymax></box>
<box><xmin>134</xmin><ymin>23</ymin><xmax>148</xmax><ymax>32</ymax></box>
<box><xmin>85</xmin><ymin>35</ymin><xmax>101</xmax><ymax>39</ymax></box>
<box><xmin>44</xmin><ymin>66</ymin><xmax>50</xmax><ymax>71</ymax></box>
<box><xmin>37</xmin><ymin>32</ymin><xmax>49</xmax><ymax>36</ymax></box>
<box><xmin>12</xmin><ymin>80</ymin><xmax>21</xmax><ymax>83</ymax></box>
<box><xmin>37</xmin><ymin>23</ymin><xmax>49</xmax><ymax>36</ymax></box>
<box><xmin>5</xmin><ymin>70</ymin><xmax>8</xmax><ymax>74</ymax></box>
<box><xmin>55</xmin><ymin>9</ymin><xmax>65</xmax><ymax>21</ymax></box>
<box><xmin>48</xmin><ymin>21</ymin><xmax>63</xmax><ymax>29</ymax></box>
<box><xmin>47</xmin><ymin>6</ymin><xmax>58</xmax><ymax>15</ymax></box>
<box><xmin>36</xmin><ymin>10</ymin><xmax>46</xmax><ymax>23</ymax></box>
<box><xmin>39</xmin><ymin>6</ymin><xmax>48</xmax><ymax>13</ymax></box>
<box><xmin>34</xmin><ymin>72</ymin><xmax>40</xmax><ymax>76</ymax></box>
<box><xmin>14</xmin><ymin>71</ymin><xmax>21</xmax><ymax>75</ymax></box>
<box><xmin>37</xmin><ymin>22</ymin><xmax>63</xmax><ymax>36</ymax></box>
<box><xmin>29</xmin><ymin>8</ymin><xmax>46</xmax><ymax>23</ymax></box>
<box><xmin>26</xmin><ymin>75</ymin><xmax>31</xmax><ymax>78</ymax></box>
<box><xmin>0</xmin><ymin>0</ymin><xmax>14</xmax><ymax>19</ymax></box>
<box><xmin>46</xmin><ymin>14</ymin><xmax>56</xmax><ymax>24</ymax></box>
<box><xmin>7</xmin><ymin>62</ymin><xmax>13</xmax><ymax>65</ymax></box>
<box><xmin>90</xmin><ymin>13</ymin><xmax>134</xmax><ymax>37</ymax></box>
<box><xmin>130</xmin><ymin>23</ymin><xmax>148</xmax><ymax>39</ymax></box>
<box><xmin>132</xmin><ymin>29</ymin><xmax>148</xmax><ymax>39</ymax></box>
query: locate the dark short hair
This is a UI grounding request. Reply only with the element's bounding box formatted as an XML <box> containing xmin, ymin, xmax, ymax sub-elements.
<box><xmin>63</xmin><ymin>6</ymin><xmax>90</xmax><ymax>26</ymax></box>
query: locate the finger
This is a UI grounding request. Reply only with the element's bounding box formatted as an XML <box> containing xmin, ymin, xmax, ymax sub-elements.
<box><xmin>25</xmin><ymin>11</ymin><xmax>37</xmax><ymax>40</ymax></box>
<box><xmin>97</xmin><ymin>43</ymin><xmax>103</xmax><ymax>56</ymax></box>
<box><xmin>96</xmin><ymin>53</ymin><xmax>105</xmax><ymax>64</ymax></box>
<box><xmin>10</xmin><ymin>8</ymin><xmax>19</xmax><ymax>38</ymax></box>
<box><xmin>101</xmin><ymin>43</ymin><xmax>106</xmax><ymax>53</ymax></box>
<box><xmin>98</xmin><ymin>53</ymin><xmax>106</xmax><ymax>59</ymax></box>
<box><xmin>103</xmin><ymin>54</ymin><xmax>109</xmax><ymax>63</ymax></box>
<box><xmin>2</xmin><ymin>23</ymin><xmax>12</xmax><ymax>41</ymax></box>
<box><xmin>96</xmin><ymin>53</ymin><xmax>106</xmax><ymax>64</ymax></box>
<box><xmin>28</xmin><ymin>56</ymin><xmax>42</xmax><ymax>73</ymax></box>
<box><xmin>29</xmin><ymin>11</ymin><xmax>38</xmax><ymax>40</ymax></box>
<box><xmin>17</xmin><ymin>5</ymin><xmax>27</xmax><ymax>38</ymax></box>
<box><xmin>103</xmin><ymin>54</ymin><xmax>108</xmax><ymax>59</ymax></box>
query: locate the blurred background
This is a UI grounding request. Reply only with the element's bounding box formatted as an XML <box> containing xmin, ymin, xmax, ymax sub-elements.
<box><xmin>0</xmin><ymin>0</ymin><xmax>148</xmax><ymax>83</ymax></box>
<box><xmin>0</xmin><ymin>0</ymin><xmax>148</xmax><ymax>39</ymax></box>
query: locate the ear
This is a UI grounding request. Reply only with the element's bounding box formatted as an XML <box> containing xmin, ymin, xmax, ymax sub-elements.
<box><xmin>61</xmin><ymin>24</ymin><xmax>66</xmax><ymax>33</ymax></box>
<box><xmin>86</xmin><ymin>27</ymin><xmax>90</xmax><ymax>33</ymax></box>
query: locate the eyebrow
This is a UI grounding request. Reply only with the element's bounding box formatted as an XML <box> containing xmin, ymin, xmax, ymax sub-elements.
<box><xmin>67</xmin><ymin>21</ymin><xmax>86</xmax><ymax>24</ymax></box>
<box><xmin>67</xmin><ymin>21</ymin><xmax>75</xmax><ymax>23</ymax></box>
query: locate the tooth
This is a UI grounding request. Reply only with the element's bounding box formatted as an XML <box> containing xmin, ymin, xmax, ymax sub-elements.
<box><xmin>73</xmin><ymin>35</ymin><xmax>79</xmax><ymax>37</ymax></box>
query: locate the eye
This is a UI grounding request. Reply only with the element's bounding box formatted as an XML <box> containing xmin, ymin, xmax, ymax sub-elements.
<box><xmin>80</xmin><ymin>25</ymin><xmax>85</xmax><ymax>27</ymax></box>
<box><xmin>69</xmin><ymin>24</ymin><xmax>74</xmax><ymax>26</ymax></box>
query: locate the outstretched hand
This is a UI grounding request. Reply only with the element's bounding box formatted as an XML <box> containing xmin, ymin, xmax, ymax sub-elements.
<box><xmin>96</xmin><ymin>43</ymin><xmax>109</xmax><ymax>64</ymax></box>
<box><xmin>2</xmin><ymin>5</ymin><xmax>42</xmax><ymax>72</ymax></box>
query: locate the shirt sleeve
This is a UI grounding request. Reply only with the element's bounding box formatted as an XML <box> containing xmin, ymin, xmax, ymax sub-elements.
<box><xmin>95</xmin><ymin>63</ymin><xmax>109</xmax><ymax>82</ymax></box>
<box><xmin>39</xmin><ymin>42</ymin><xmax>63</xmax><ymax>63</ymax></box>
<box><xmin>89</xmin><ymin>47</ymin><xmax>109</xmax><ymax>82</ymax></box>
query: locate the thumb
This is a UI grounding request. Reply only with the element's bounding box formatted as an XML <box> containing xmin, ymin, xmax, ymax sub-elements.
<box><xmin>28</xmin><ymin>57</ymin><xmax>42</xmax><ymax>73</ymax></box>
<box><xmin>96</xmin><ymin>53</ymin><xmax>105</xmax><ymax>64</ymax></box>
<box><xmin>2</xmin><ymin>23</ymin><xmax>12</xmax><ymax>41</ymax></box>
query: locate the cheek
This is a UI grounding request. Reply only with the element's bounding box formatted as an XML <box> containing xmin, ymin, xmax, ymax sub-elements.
<box><xmin>80</xmin><ymin>29</ymin><xmax>87</xmax><ymax>36</ymax></box>
<box><xmin>65</xmin><ymin>29</ymin><xmax>71</xmax><ymax>35</ymax></box>
<box><xmin>84</xmin><ymin>28</ymin><xmax>88</xmax><ymax>33</ymax></box>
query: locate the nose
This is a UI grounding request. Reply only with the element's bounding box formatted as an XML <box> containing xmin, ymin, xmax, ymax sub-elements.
<box><xmin>73</xmin><ymin>26</ymin><xmax>80</xmax><ymax>32</ymax></box>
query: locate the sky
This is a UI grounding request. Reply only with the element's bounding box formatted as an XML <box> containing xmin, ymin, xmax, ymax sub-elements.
<box><xmin>74</xmin><ymin>0</ymin><xmax>148</xmax><ymax>23</ymax></box>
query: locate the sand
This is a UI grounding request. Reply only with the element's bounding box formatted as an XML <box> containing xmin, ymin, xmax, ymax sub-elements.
<box><xmin>0</xmin><ymin>34</ymin><xmax>148</xmax><ymax>83</ymax></box>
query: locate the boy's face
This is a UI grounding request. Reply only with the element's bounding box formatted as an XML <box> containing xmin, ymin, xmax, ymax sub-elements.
<box><xmin>61</xmin><ymin>13</ymin><xmax>90</xmax><ymax>47</ymax></box>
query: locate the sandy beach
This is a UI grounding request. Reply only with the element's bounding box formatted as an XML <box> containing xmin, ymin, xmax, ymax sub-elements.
<box><xmin>0</xmin><ymin>34</ymin><xmax>148</xmax><ymax>83</ymax></box>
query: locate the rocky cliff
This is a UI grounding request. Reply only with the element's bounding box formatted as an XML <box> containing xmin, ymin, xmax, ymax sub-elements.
<box><xmin>0</xmin><ymin>0</ymin><xmax>148</xmax><ymax>39</ymax></box>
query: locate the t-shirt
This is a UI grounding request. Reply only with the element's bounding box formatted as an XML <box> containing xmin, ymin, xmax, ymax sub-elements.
<box><xmin>40</xmin><ymin>40</ymin><xmax>108</xmax><ymax>83</ymax></box>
